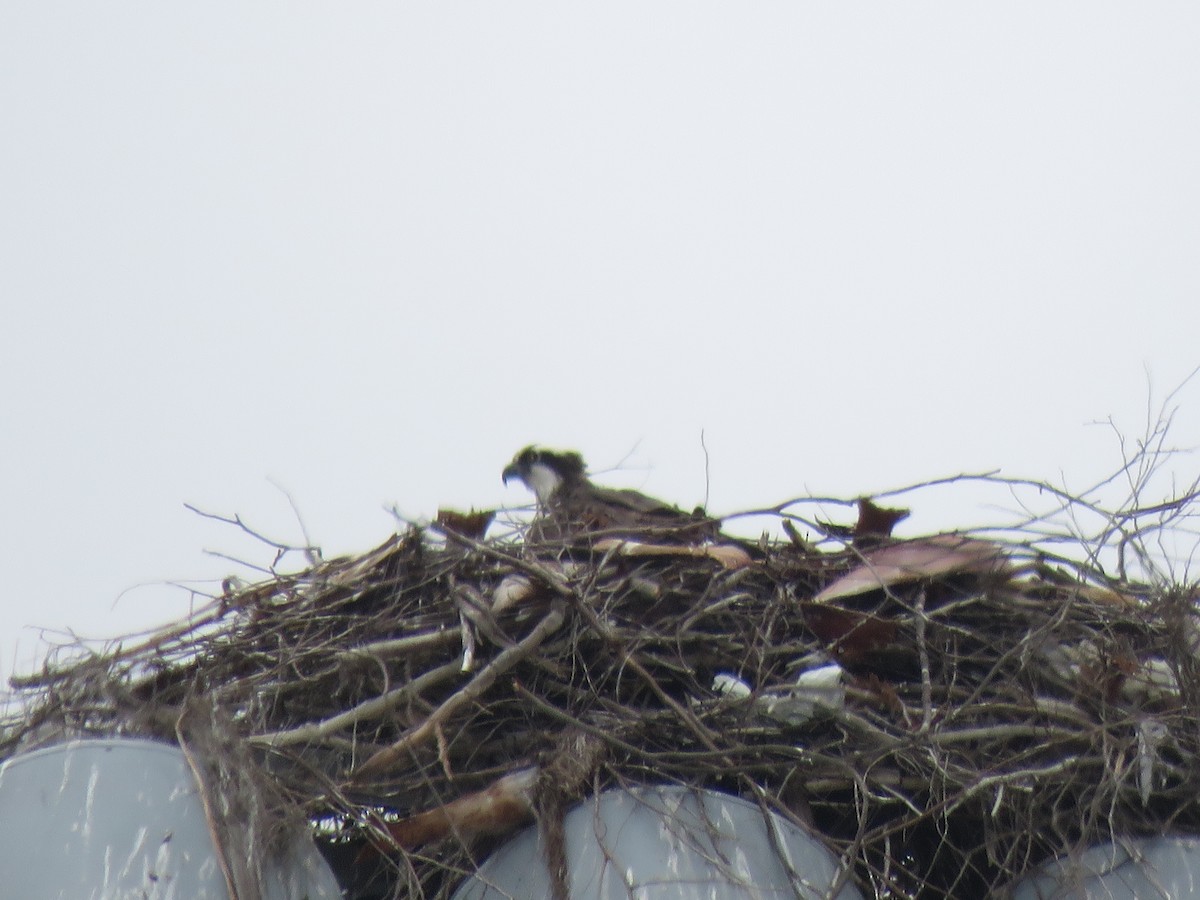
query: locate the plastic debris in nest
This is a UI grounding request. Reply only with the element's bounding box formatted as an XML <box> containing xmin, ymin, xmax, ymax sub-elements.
<box><xmin>712</xmin><ymin>663</ymin><xmax>847</xmax><ymax>725</ymax></box>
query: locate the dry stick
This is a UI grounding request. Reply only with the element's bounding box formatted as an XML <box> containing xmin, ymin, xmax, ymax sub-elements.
<box><xmin>928</xmin><ymin>723</ymin><xmax>1083</xmax><ymax>746</ymax></box>
<box><xmin>250</xmin><ymin>660</ymin><xmax>464</xmax><ymax>749</ymax></box>
<box><xmin>915</xmin><ymin>589</ymin><xmax>934</xmax><ymax>735</ymax></box>
<box><xmin>11</xmin><ymin>597</ymin><xmax>230</xmax><ymax>689</ymax></box>
<box><xmin>344</xmin><ymin>628</ymin><xmax>463</xmax><ymax>662</ymax></box>
<box><xmin>176</xmin><ymin>712</ymin><xmax>242</xmax><ymax>900</ymax></box>
<box><xmin>184</xmin><ymin>502</ymin><xmax>319</xmax><ymax>558</ymax></box>
<box><xmin>352</xmin><ymin>601</ymin><xmax>567</xmax><ymax>781</ymax></box>
<box><xmin>935</xmin><ymin>755</ymin><xmax>1088</xmax><ymax>821</ymax></box>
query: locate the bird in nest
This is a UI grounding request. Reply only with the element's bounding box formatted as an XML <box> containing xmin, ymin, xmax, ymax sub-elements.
<box><xmin>502</xmin><ymin>445</ymin><xmax>721</xmax><ymax>545</ymax></box>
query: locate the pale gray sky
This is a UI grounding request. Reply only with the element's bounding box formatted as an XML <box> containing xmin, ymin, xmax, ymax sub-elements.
<box><xmin>2</xmin><ymin>4</ymin><xmax>1198</xmax><ymax>677</ymax></box>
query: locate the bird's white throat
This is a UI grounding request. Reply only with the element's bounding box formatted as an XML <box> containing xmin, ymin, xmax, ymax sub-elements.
<box><xmin>525</xmin><ymin>462</ymin><xmax>564</xmax><ymax>507</ymax></box>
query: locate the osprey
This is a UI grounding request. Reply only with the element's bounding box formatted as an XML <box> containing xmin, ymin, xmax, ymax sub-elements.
<box><xmin>502</xmin><ymin>446</ymin><xmax>718</xmax><ymax>543</ymax></box>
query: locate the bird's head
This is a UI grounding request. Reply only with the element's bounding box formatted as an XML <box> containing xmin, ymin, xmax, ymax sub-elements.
<box><xmin>502</xmin><ymin>446</ymin><xmax>586</xmax><ymax>507</ymax></box>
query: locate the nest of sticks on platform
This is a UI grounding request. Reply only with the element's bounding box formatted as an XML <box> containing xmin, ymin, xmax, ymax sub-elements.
<box><xmin>4</xmin><ymin>471</ymin><xmax>1200</xmax><ymax>899</ymax></box>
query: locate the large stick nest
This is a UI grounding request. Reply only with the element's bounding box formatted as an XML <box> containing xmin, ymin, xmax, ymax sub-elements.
<box><xmin>4</xmin><ymin>469</ymin><xmax>1200</xmax><ymax>899</ymax></box>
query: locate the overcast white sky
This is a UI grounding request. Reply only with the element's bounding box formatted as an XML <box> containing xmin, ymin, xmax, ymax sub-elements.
<box><xmin>2</xmin><ymin>4</ymin><xmax>1198</xmax><ymax>680</ymax></box>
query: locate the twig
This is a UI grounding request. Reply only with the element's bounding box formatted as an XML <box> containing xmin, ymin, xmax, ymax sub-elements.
<box><xmin>343</xmin><ymin>628</ymin><xmax>463</xmax><ymax>663</ymax></box>
<box><xmin>251</xmin><ymin>661</ymin><xmax>463</xmax><ymax>749</ymax></box>
<box><xmin>352</xmin><ymin>601</ymin><xmax>567</xmax><ymax>780</ymax></box>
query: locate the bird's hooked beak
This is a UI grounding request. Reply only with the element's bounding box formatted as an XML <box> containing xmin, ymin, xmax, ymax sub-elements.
<box><xmin>503</xmin><ymin>448</ymin><xmax>565</xmax><ymax>507</ymax></box>
<box><xmin>502</xmin><ymin>445</ymin><xmax>540</xmax><ymax>487</ymax></box>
